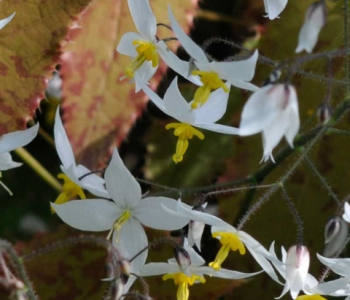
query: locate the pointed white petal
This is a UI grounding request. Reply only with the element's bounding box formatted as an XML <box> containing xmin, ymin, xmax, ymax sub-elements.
<box><xmin>213</xmin><ymin>50</ymin><xmax>259</xmax><ymax>81</ymax></box>
<box><xmin>183</xmin><ymin>238</ymin><xmax>206</xmax><ymax>266</ymax></box>
<box><xmin>0</xmin><ymin>152</ymin><xmax>22</xmax><ymax>171</ymax></box>
<box><xmin>54</xmin><ymin>108</ymin><xmax>75</xmax><ymax>168</ymax></box>
<box><xmin>188</xmin><ymin>221</ymin><xmax>205</xmax><ymax>251</ymax></box>
<box><xmin>133</xmin><ymin>196</ymin><xmax>188</xmax><ymax>230</ymax></box>
<box><xmin>343</xmin><ymin>202</ymin><xmax>350</xmax><ymax>223</ymax></box>
<box><xmin>264</xmin><ymin>0</ymin><xmax>288</xmax><ymax>20</ymax></box>
<box><xmin>105</xmin><ymin>148</ymin><xmax>141</xmax><ymax>208</ymax></box>
<box><xmin>195</xmin><ymin>123</ymin><xmax>239</xmax><ymax>135</ymax></box>
<box><xmin>52</xmin><ymin>200</ymin><xmax>121</xmax><ymax>231</ymax></box>
<box><xmin>127</xmin><ymin>0</ymin><xmax>156</xmax><ymax>40</ymax></box>
<box><xmin>199</xmin><ymin>266</ymin><xmax>263</xmax><ymax>279</ymax></box>
<box><xmin>163</xmin><ymin>77</ymin><xmax>195</xmax><ymax>124</ymax></box>
<box><xmin>168</xmin><ymin>6</ymin><xmax>209</xmax><ymax>63</ymax></box>
<box><xmin>228</xmin><ymin>79</ymin><xmax>259</xmax><ymax>92</ymax></box>
<box><xmin>116</xmin><ymin>32</ymin><xmax>144</xmax><ymax>57</ymax></box>
<box><xmin>140</xmin><ymin>263</ymin><xmax>179</xmax><ymax>276</ymax></box>
<box><xmin>193</xmin><ymin>84</ymin><xmax>230</xmax><ymax>124</ymax></box>
<box><xmin>268</xmin><ymin>242</ymin><xmax>286</xmax><ymax>278</ymax></box>
<box><xmin>317</xmin><ymin>253</ymin><xmax>350</xmax><ymax>276</ymax></box>
<box><xmin>312</xmin><ymin>277</ymin><xmax>350</xmax><ymax>295</ymax></box>
<box><xmin>134</xmin><ymin>61</ymin><xmax>158</xmax><ymax>93</ymax></box>
<box><xmin>284</xmin><ymin>109</ymin><xmax>300</xmax><ymax>147</ymax></box>
<box><xmin>137</xmin><ymin>75</ymin><xmax>166</xmax><ymax>112</ymax></box>
<box><xmin>0</xmin><ymin>12</ymin><xmax>15</xmax><ymax>30</ymax></box>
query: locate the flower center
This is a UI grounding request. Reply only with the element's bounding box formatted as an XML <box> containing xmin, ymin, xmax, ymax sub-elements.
<box><xmin>106</xmin><ymin>210</ymin><xmax>131</xmax><ymax>242</ymax></box>
<box><xmin>191</xmin><ymin>71</ymin><xmax>228</xmax><ymax>109</ymax></box>
<box><xmin>51</xmin><ymin>173</ymin><xmax>86</xmax><ymax>214</ymax></box>
<box><xmin>124</xmin><ymin>40</ymin><xmax>158</xmax><ymax>79</ymax></box>
<box><xmin>296</xmin><ymin>295</ymin><xmax>327</xmax><ymax>300</ymax></box>
<box><xmin>162</xmin><ymin>273</ymin><xmax>206</xmax><ymax>300</ymax></box>
<box><xmin>209</xmin><ymin>232</ymin><xmax>246</xmax><ymax>271</ymax></box>
<box><xmin>165</xmin><ymin>123</ymin><xmax>205</xmax><ymax>163</ymax></box>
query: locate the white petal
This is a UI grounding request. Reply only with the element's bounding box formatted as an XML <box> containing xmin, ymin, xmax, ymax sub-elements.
<box><xmin>296</xmin><ymin>2</ymin><xmax>326</xmax><ymax>53</ymax></box>
<box><xmin>133</xmin><ymin>196</ymin><xmax>188</xmax><ymax>230</ymax></box>
<box><xmin>0</xmin><ymin>12</ymin><xmax>15</xmax><ymax>30</ymax></box>
<box><xmin>264</xmin><ymin>0</ymin><xmax>288</xmax><ymax>20</ymax></box>
<box><xmin>54</xmin><ymin>108</ymin><xmax>75</xmax><ymax>168</ymax></box>
<box><xmin>105</xmin><ymin>148</ymin><xmax>141</xmax><ymax>208</ymax></box>
<box><xmin>284</xmin><ymin>97</ymin><xmax>300</xmax><ymax>147</ymax></box>
<box><xmin>228</xmin><ymin>79</ymin><xmax>260</xmax><ymax>92</ymax></box>
<box><xmin>127</xmin><ymin>0</ymin><xmax>156</xmax><ymax>40</ymax></box>
<box><xmin>116</xmin><ymin>32</ymin><xmax>145</xmax><ymax>57</ymax></box>
<box><xmin>140</xmin><ymin>263</ymin><xmax>179</xmax><ymax>276</ymax></box>
<box><xmin>195</xmin><ymin>123</ymin><xmax>239</xmax><ymax>135</ymax></box>
<box><xmin>134</xmin><ymin>61</ymin><xmax>158</xmax><ymax>93</ymax></box>
<box><xmin>312</xmin><ymin>277</ymin><xmax>350</xmax><ymax>295</ymax></box>
<box><xmin>114</xmin><ymin>218</ymin><xmax>148</xmax><ymax>290</ymax></box>
<box><xmin>0</xmin><ymin>152</ymin><xmax>22</xmax><ymax>171</ymax></box>
<box><xmin>183</xmin><ymin>238</ymin><xmax>206</xmax><ymax>267</ymax></box>
<box><xmin>52</xmin><ymin>200</ymin><xmax>121</xmax><ymax>231</ymax></box>
<box><xmin>163</xmin><ymin>77</ymin><xmax>195</xmax><ymax>124</ymax></box>
<box><xmin>317</xmin><ymin>253</ymin><xmax>350</xmax><ymax>276</ymax></box>
<box><xmin>168</xmin><ymin>6</ymin><xmax>209</xmax><ymax>63</ymax></box>
<box><xmin>213</xmin><ymin>50</ymin><xmax>259</xmax><ymax>82</ymax></box>
<box><xmin>193</xmin><ymin>84</ymin><xmax>230</xmax><ymax>124</ymax></box>
<box><xmin>137</xmin><ymin>76</ymin><xmax>166</xmax><ymax>112</ymax></box>
<box><xmin>199</xmin><ymin>266</ymin><xmax>263</xmax><ymax>279</ymax></box>
<box><xmin>343</xmin><ymin>202</ymin><xmax>350</xmax><ymax>223</ymax></box>
<box><xmin>0</xmin><ymin>123</ymin><xmax>39</xmax><ymax>154</ymax></box>
<box><xmin>188</xmin><ymin>221</ymin><xmax>205</xmax><ymax>251</ymax></box>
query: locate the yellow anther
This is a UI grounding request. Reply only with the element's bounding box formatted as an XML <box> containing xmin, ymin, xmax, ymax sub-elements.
<box><xmin>191</xmin><ymin>71</ymin><xmax>228</xmax><ymax>109</ymax></box>
<box><xmin>124</xmin><ymin>40</ymin><xmax>158</xmax><ymax>79</ymax></box>
<box><xmin>163</xmin><ymin>273</ymin><xmax>205</xmax><ymax>300</ymax></box>
<box><xmin>106</xmin><ymin>210</ymin><xmax>131</xmax><ymax>242</ymax></box>
<box><xmin>296</xmin><ymin>295</ymin><xmax>327</xmax><ymax>300</ymax></box>
<box><xmin>165</xmin><ymin>123</ymin><xmax>205</xmax><ymax>163</ymax></box>
<box><xmin>51</xmin><ymin>173</ymin><xmax>86</xmax><ymax>213</ymax></box>
<box><xmin>209</xmin><ymin>232</ymin><xmax>245</xmax><ymax>271</ymax></box>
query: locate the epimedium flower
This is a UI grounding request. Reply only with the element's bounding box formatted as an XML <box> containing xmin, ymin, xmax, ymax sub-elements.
<box><xmin>0</xmin><ymin>12</ymin><xmax>15</xmax><ymax>30</ymax></box>
<box><xmin>52</xmin><ymin>148</ymin><xmax>188</xmax><ymax>291</ymax></box>
<box><xmin>140</xmin><ymin>238</ymin><xmax>262</xmax><ymax>300</ymax></box>
<box><xmin>52</xmin><ymin>108</ymin><xmax>110</xmax><ymax>211</ymax></box>
<box><xmin>161</xmin><ymin>199</ymin><xmax>281</xmax><ymax>283</ymax></box>
<box><xmin>167</xmin><ymin>6</ymin><xmax>259</xmax><ymax>109</ymax></box>
<box><xmin>263</xmin><ymin>0</ymin><xmax>288</xmax><ymax>20</ymax></box>
<box><xmin>238</xmin><ymin>83</ymin><xmax>300</xmax><ymax>162</ymax></box>
<box><xmin>296</xmin><ymin>1</ymin><xmax>327</xmax><ymax>53</ymax></box>
<box><xmin>138</xmin><ymin>76</ymin><xmax>239</xmax><ymax>163</ymax></box>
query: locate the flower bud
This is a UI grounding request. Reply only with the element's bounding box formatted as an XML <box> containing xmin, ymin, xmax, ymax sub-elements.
<box><xmin>174</xmin><ymin>245</ymin><xmax>191</xmax><ymax>276</ymax></box>
<box><xmin>317</xmin><ymin>103</ymin><xmax>332</xmax><ymax>124</ymax></box>
<box><xmin>262</xmin><ymin>69</ymin><xmax>282</xmax><ymax>86</ymax></box>
<box><xmin>323</xmin><ymin>217</ymin><xmax>348</xmax><ymax>257</ymax></box>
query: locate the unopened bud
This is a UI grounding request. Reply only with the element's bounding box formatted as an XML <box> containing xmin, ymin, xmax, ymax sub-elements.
<box><xmin>119</xmin><ymin>259</ymin><xmax>131</xmax><ymax>284</ymax></box>
<box><xmin>317</xmin><ymin>103</ymin><xmax>332</xmax><ymax>124</ymax></box>
<box><xmin>323</xmin><ymin>216</ymin><xmax>348</xmax><ymax>257</ymax></box>
<box><xmin>262</xmin><ymin>69</ymin><xmax>282</xmax><ymax>86</ymax></box>
<box><xmin>174</xmin><ymin>245</ymin><xmax>191</xmax><ymax>275</ymax></box>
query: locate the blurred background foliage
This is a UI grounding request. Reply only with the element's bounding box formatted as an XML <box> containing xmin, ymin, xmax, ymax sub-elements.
<box><xmin>1</xmin><ymin>0</ymin><xmax>350</xmax><ymax>299</ymax></box>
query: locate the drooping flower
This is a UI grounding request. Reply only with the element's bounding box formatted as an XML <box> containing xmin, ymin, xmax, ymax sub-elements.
<box><xmin>52</xmin><ymin>108</ymin><xmax>110</xmax><ymax>210</ymax></box>
<box><xmin>140</xmin><ymin>238</ymin><xmax>262</xmax><ymax>300</ymax></box>
<box><xmin>263</xmin><ymin>0</ymin><xmax>288</xmax><ymax>20</ymax></box>
<box><xmin>52</xmin><ymin>148</ymin><xmax>188</xmax><ymax>290</ymax></box>
<box><xmin>323</xmin><ymin>217</ymin><xmax>348</xmax><ymax>257</ymax></box>
<box><xmin>162</xmin><ymin>200</ymin><xmax>281</xmax><ymax>283</ymax></box>
<box><xmin>138</xmin><ymin>76</ymin><xmax>239</xmax><ymax>163</ymax></box>
<box><xmin>238</xmin><ymin>84</ymin><xmax>300</xmax><ymax>162</ymax></box>
<box><xmin>167</xmin><ymin>6</ymin><xmax>259</xmax><ymax>109</ymax></box>
<box><xmin>0</xmin><ymin>12</ymin><xmax>15</xmax><ymax>30</ymax></box>
<box><xmin>342</xmin><ymin>202</ymin><xmax>350</xmax><ymax>223</ymax></box>
<box><xmin>296</xmin><ymin>1</ymin><xmax>327</xmax><ymax>53</ymax></box>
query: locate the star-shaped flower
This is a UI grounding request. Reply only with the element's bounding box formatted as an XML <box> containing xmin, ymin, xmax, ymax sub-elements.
<box><xmin>52</xmin><ymin>148</ymin><xmax>188</xmax><ymax>290</ymax></box>
<box><xmin>238</xmin><ymin>83</ymin><xmax>300</xmax><ymax>162</ymax></box>
<box><xmin>52</xmin><ymin>108</ymin><xmax>110</xmax><ymax>210</ymax></box>
<box><xmin>263</xmin><ymin>0</ymin><xmax>288</xmax><ymax>20</ymax></box>
<box><xmin>0</xmin><ymin>12</ymin><xmax>15</xmax><ymax>30</ymax></box>
<box><xmin>166</xmin><ymin>6</ymin><xmax>259</xmax><ymax>109</ymax></box>
<box><xmin>138</xmin><ymin>76</ymin><xmax>239</xmax><ymax>163</ymax></box>
<box><xmin>140</xmin><ymin>238</ymin><xmax>262</xmax><ymax>300</ymax></box>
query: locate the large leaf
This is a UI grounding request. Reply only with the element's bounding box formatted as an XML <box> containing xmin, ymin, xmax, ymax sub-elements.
<box><xmin>0</xmin><ymin>0</ymin><xmax>93</xmax><ymax>134</ymax></box>
<box><xmin>61</xmin><ymin>0</ymin><xmax>198</xmax><ymax>169</ymax></box>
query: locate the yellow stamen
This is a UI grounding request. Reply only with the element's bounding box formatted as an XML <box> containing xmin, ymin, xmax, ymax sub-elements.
<box><xmin>165</xmin><ymin>123</ymin><xmax>205</xmax><ymax>163</ymax></box>
<box><xmin>106</xmin><ymin>210</ymin><xmax>131</xmax><ymax>242</ymax></box>
<box><xmin>191</xmin><ymin>71</ymin><xmax>228</xmax><ymax>109</ymax></box>
<box><xmin>163</xmin><ymin>273</ymin><xmax>205</xmax><ymax>300</ymax></box>
<box><xmin>124</xmin><ymin>40</ymin><xmax>158</xmax><ymax>79</ymax></box>
<box><xmin>51</xmin><ymin>173</ymin><xmax>86</xmax><ymax>213</ymax></box>
<box><xmin>296</xmin><ymin>295</ymin><xmax>327</xmax><ymax>300</ymax></box>
<box><xmin>209</xmin><ymin>232</ymin><xmax>246</xmax><ymax>271</ymax></box>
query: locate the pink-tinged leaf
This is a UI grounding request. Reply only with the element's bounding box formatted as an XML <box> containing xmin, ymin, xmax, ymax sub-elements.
<box><xmin>61</xmin><ymin>0</ymin><xmax>198</xmax><ymax>169</ymax></box>
<box><xmin>0</xmin><ymin>0</ymin><xmax>93</xmax><ymax>134</ymax></box>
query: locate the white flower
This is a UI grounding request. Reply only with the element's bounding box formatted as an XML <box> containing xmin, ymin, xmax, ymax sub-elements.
<box><xmin>52</xmin><ymin>148</ymin><xmax>188</xmax><ymax>290</ymax></box>
<box><xmin>116</xmin><ymin>0</ymin><xmax>184</xmax><ymax>92</ymax></box>
<box><xmin>140</xmin><ymin>238</ymin><xmax>262</xmax><ymax>300</ymax></box>
<box><xmin>53</xmin><ymin>107</ymin><xmax>110</xmax><ymax>208</ymax></box>
<box><xmin>296</xmin><ymin>1</ymin><xmax>327</xmax><ymax>53</ymax></box>
<box><xmin>138</xmin><ymin>76</ymin><xmax>239</xmax><ymax>163</ymax></box>
<box><xmin>342</xmin><ymin>202</ymin><xmax>350</xmax><ymax>223</ymax></box>
<box><xmin>238</xmin><ymin>84</ymin><xmax>300</xmax><ymax>162</ymax></box>
<box><xmin>317</xmin><ymin>254</ymin><xmax>350</xmax><ymax>279</ymax></box>
<box><xmin>162</xmin><ymin>200</ymin><xmax>281</xmax><ymax>283</ymax></box>
<box><xmin>0</xmin><ymin>12</ymin><xmax>15</xmax><ymax>30</ymax></box>
<box><xmin>167</xmin><ymin>6</ymin><xmax>259</xmax><ymax>109</ymax></box>
<box><xmin>263</xmin><ymin>0</ymin><xmax>288</xmax><ymax>20</ymax></box>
